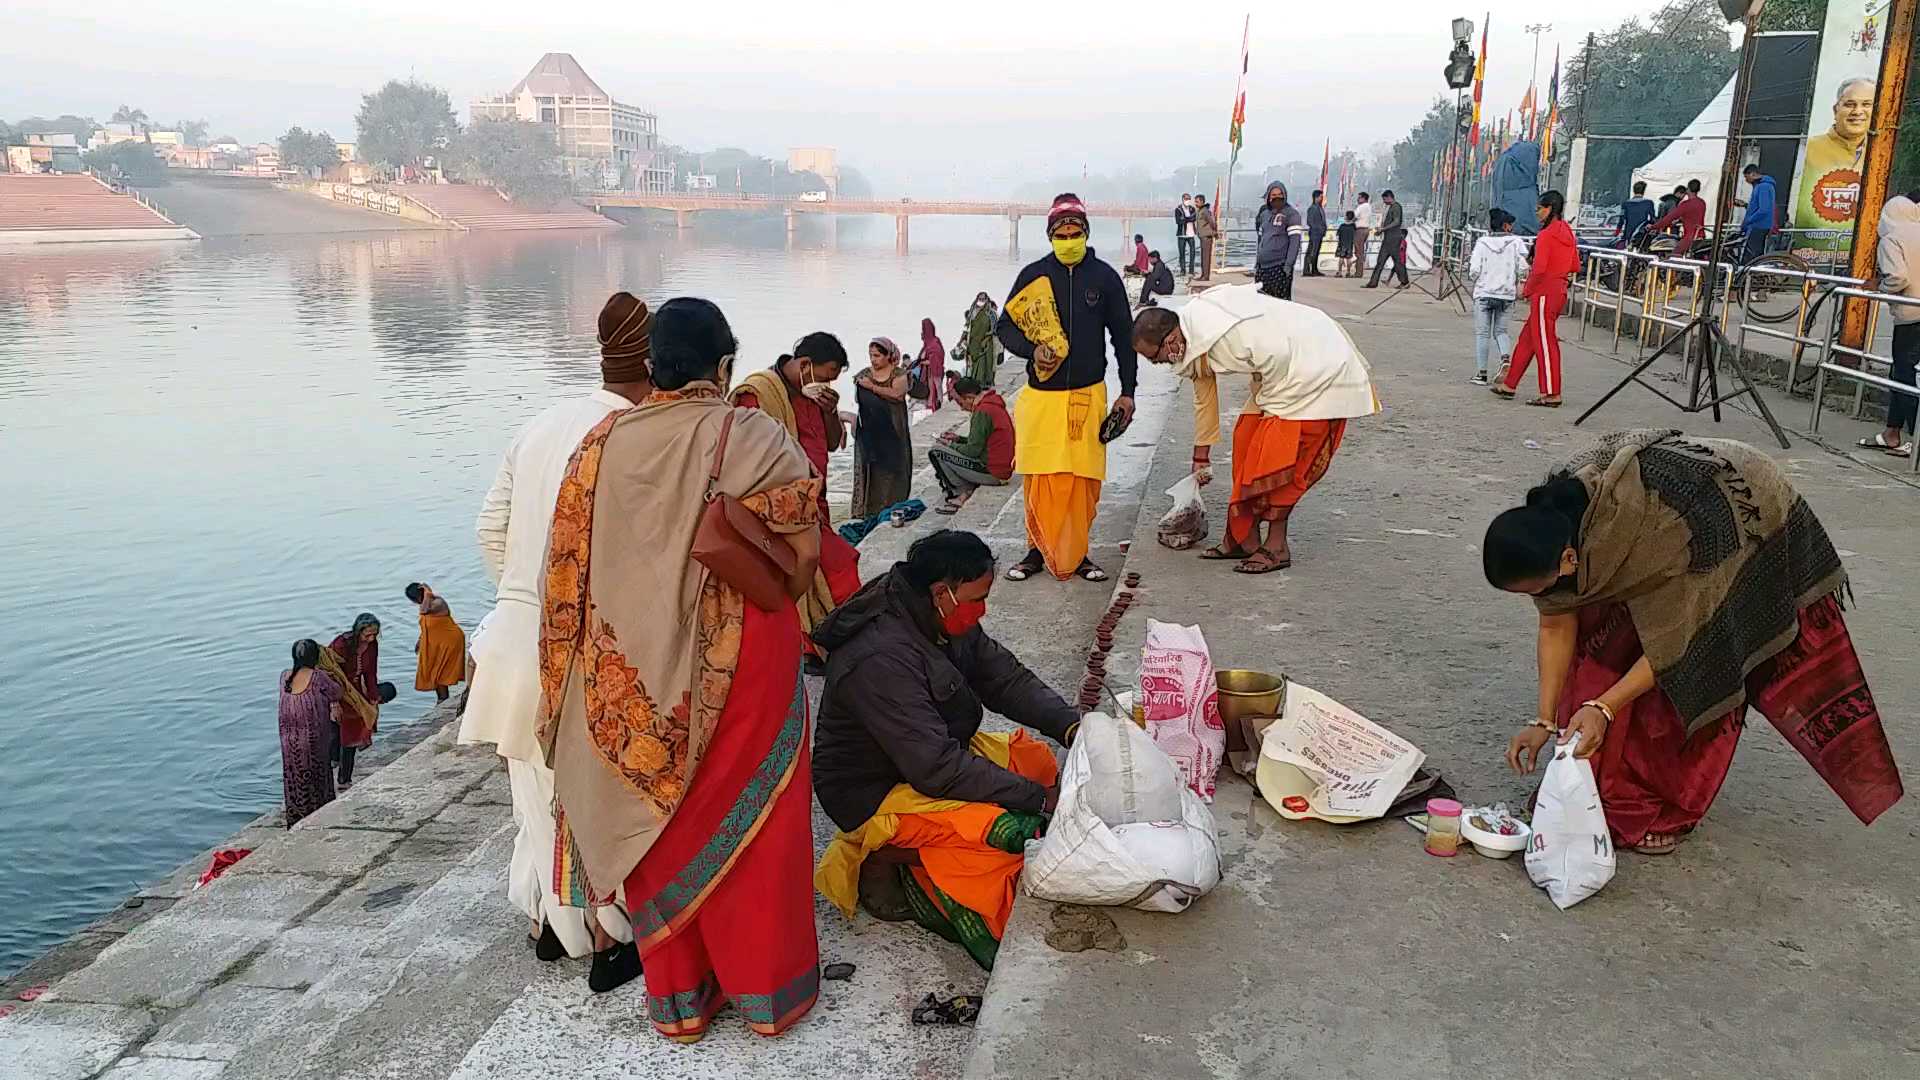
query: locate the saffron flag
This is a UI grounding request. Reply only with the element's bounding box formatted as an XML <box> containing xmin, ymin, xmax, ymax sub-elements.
<box><xmin>1228</xmin><ymin>15</ymin><xmax>1250</xmax><ymax>152</ymax></box>
<box><xmin>1541</xmin><ymin>46</ymin><xmax>1561</xmax><ymax>163</ymax></box>
<box><xmin>1469</xmin><ymin>15</ymin><xmax>1488</xmax><ymax>147</ymax></box>
<box><xmin>1318</xmin><ymin>138</ymin><xmax>1330</xmax><ymax>193</ymax></box>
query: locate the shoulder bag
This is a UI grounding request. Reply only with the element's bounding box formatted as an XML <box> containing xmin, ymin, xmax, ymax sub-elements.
<box><xmin>691</xmin><ymin>408</ymin><xmax>798</xmax><ymax>612</ymax></box>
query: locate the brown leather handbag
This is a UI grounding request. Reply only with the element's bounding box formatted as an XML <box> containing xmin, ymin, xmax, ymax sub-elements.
<box><xmin>691</xmin><ymin>408</ymin><xmax>797</xmax><ymax>612</ymax></box>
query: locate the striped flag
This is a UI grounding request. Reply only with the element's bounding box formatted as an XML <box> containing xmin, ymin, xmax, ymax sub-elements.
<box><xmin>1469</xmin><ymin>16</ymin><xmax>1488</xmax><ymax>147</ymax></box>
<box><xmin>1228</xmin><ymin>16</ymin><xmax>1249</xmax><ymax>152</ymax></box>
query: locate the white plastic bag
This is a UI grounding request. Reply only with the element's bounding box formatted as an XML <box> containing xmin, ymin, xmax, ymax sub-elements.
<box><xmin>1524</xmin><ymin>745</ymin><xmax>1617</xmax><ymax>909</ymax></box>
<box><xmin>1023</xmin><ymin>713</ymin><xmax>1221</xmax><ymax>913</ymax></box>
<box><xmin>1139</xmin><ymin>620</ymin><xmax>1225</xmax><ymax>801</ymax></box>
<box><xmin>1155</xmin><ymin>474</ymin><xmax>1208</xmax><ymax>550</ymax></box>
<box><xmin>1078</xmin><ymin>701</ymin><xmax>1185</xmax><ymax>827</ymax></box>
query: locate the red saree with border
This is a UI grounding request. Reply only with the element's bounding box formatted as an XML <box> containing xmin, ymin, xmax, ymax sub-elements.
<box><xmin>1559</xmin><ymin>599</ymin><xmax>1901</xmax><ymax>847</ymax></box>
<box><xmin>625</xmin><ymin>602</ymin><xmax>819</xmax><ymax>1042</ymax></box>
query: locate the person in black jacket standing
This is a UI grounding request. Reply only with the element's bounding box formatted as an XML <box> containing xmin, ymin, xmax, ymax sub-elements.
<box><xmin>995</xmin><ymin>192</ymin><xmax>1138</xmax><ymax>584</ymax></box>
<box><xmin>1365</xmin><ymin>188</ymin><xmax>1410</xmax><ymax>288</ymax></box>
<box><xmin>811</xmin><ymin>530</ymin><xmax>1078</xmax><ymax>968</ymax></box>
<box><xmin>1303</xmin><ymin>189</ymin><xmax>1328</xmax><ymax>276</ymax></box>
<box><xmin>1174</xmin><ymin>193</ymin><xmax>1199</xmax><ymax>276</ymax></box>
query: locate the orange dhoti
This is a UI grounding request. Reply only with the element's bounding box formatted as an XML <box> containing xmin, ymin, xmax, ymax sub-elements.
<box><xmin>1226</xmin><ymin>415</ymin><xmax>1346</xmax><ymax>548</ymax></box>
<box><xmin>1016</xmin><ymin>384</ymin><xmax>1108</xmax><ymax>579</ymax></box>
<box><xmin>815</xmin><ymin>731</ymin><xmax>1058</xmax><ymax>969</ymax></box>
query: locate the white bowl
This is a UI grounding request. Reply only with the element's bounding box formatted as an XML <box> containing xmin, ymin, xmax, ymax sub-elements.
<box><xmin>1461</xmin><ymin>815</ymin><xmax>1531</xmax><ymax>859</ymax></box>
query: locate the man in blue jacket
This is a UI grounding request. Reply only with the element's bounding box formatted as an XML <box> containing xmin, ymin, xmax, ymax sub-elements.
<box><xmin>1617</xmin><ymin>180</ymin><xmax>1656</xmax><ymax>250</ymax></box>
<box><xmin>1739</xmin><ymin>164</ymin><xmax>1778</xmax><ymax>263</ymax></box>
<box><xmin>995</xmin><ymin>193</ymin><xmax>1138</xmax><ymax>584</ymax></box>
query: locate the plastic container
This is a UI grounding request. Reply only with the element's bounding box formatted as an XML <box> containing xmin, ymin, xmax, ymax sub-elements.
<box><xmin>1461</xmin><ymin>814</ymin><xmax>1532</xmax><ymax>859</ymax></box>
<box><xmin>1424</xmin><ymin>798</ymin><xmax>1463</xmax><ymax>857</ymax></box>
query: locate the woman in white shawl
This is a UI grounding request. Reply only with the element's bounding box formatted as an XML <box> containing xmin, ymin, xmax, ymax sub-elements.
<box><xmin>1132</xmin><ymin>286</ymin><xmax>1379</xmax><ymax>573</ymax></box>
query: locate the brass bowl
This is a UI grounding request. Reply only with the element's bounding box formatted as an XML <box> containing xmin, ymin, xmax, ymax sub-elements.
<box><xmin>1216</xmin><ymin>669</ymin><xmax>1284</xmax><ymax>753</ymax></box>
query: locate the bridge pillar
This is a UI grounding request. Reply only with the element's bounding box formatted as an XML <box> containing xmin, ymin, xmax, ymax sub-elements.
<box><xmin>1122</xmin><ymin>217</ymin><xmax>1132</xmax><ymax>244</ymax></box>
<box><xmin>785</xmin><ymin>209</ymin><xmax>796</xmax><ymax>250</ymax></box>
<box><xmin>1008</xmin><ymin>213</ymin><xmax>1020</xmax><ymax>258</ymax></box>
<box><xmin>675</xmin><ymin>209</ymin><xmax>690</xmax><ymax>230</ymax></box>
<box><xmin>895</xmin><ymin>214</ymin><xmax>910</xmax><ymax>255</ymax></box>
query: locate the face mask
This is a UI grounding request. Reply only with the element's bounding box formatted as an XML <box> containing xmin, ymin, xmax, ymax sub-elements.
<box><xmin>1051</xmin><ymin>236</ymin><xmax>1087</xmax><ymax>266</ymax></box>
<box><xmin>937</xmin><ymin>585</ymin><xmax>987</xmax><ymax>636</ymax></box>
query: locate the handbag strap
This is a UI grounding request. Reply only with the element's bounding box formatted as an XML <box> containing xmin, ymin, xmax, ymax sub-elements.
<box><xmin>704</xmin><ymin>408</ymin><xmax>737</xmax><ymax>504</ymax></box>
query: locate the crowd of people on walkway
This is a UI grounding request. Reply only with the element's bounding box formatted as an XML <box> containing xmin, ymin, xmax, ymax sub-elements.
<box><xmin>261</xmin><ymin>180</ymin><xmax>1906</xmax><ymax>1046</ymax></box>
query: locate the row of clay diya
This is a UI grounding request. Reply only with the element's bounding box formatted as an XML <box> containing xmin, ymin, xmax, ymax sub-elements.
<box><xmin>1078</xmin><ymin>571</ymin><xmax>1145</xmax><ymax>711</ymax></box>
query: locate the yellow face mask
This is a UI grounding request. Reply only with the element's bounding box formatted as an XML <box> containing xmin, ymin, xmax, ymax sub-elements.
<box><xmin>1050</xmin><ymin>235</ymin><xmax>1087</xmax><ymax>266</ymax></box>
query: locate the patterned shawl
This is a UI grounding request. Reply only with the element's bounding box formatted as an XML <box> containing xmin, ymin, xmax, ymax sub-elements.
<box><xmin>965</xmin><ymin>300</ymin><xmax>999</xmax><ymax>385</ymax></box>
<box><xmin>1536</xmin><ymin>429</ymin><xmax>1849</xmax><ymax>732</ymax></box>
<box><xmin>728</xmin><ymin>367</ymin><xmax>841</xmax><ymax>640</ymax></box>
<box><xmin>539</xmin><ymin>385</ymin><xmax>818</xmax><ymax>898</ymax></box>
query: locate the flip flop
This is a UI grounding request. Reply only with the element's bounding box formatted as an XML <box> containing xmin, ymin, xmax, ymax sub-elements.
<box><xmin>1527</xmin><ymin>397</ymin><xmax>1563</xmax><ymax>408</ymax></box>
<box><xmin>1005</xmin><ymin>557</ymin><xmax>1044</xmax><ymax>582</ymax></box>
<box><xmin>1629</xmin><ymin>832</ymin><xmax>1683</xmax><ymax>856</ymax></box>
<box><xmin>1074</xmin><ymin>560</ymin><xmax>1110</xmax><ymax>582</ymax></box>
<box><xmin>1198</xmin><ymin>544</ymin><xmax>1254</xmax><ymax>561</ymax></box>
<box><xmin>1858</xmin><ymin>434</ymin><xmax>1903</xmax><ymax>451</ymax></box>
<box><xmin>1234</xmin><ymin>550</ymin><xmax>1291</xmax><ymax>574</ymax></box>
<box><xmin>1490</xmin><ymin>384</ymin><xmax>1516</xmax><ymax>398</ymax></box>
<box><xmin>934</xmin><ymin>501</ymin><xmax>962</xmax><ymax>515</ymax></box>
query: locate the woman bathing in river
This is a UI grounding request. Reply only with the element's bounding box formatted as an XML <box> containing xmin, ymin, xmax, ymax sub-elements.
<box><xmin>1482</xmin><ymin>430</ymin><xmax>1902</xmax><ymax>854</ymax></box>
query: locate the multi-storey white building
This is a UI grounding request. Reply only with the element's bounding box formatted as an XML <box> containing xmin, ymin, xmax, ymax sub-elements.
<box><xmin>470</xmin><ymin>53</ymin><xmax>673</xmax><ymax>193</ymax></box>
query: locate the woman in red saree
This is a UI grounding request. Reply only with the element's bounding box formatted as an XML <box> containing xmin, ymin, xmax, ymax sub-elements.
<box><xmin>541</xmin><ymin>297</ymin><xmax>825</xmax><ymax>1042</ymax></box>
<box><xmin>1484</xmin><ymin>430</ymin><xmax>1902</xmax><ymax>854</ymax></box>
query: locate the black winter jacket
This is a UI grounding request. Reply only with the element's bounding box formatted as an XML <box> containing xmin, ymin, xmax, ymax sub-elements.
<box><xmin>995</xmin><ymin>250</ymin><xmax>1139</xmax><ymax>398</ymax></box>
<box><xmin>811</xmin><ymin>568</ymin><xmax>1078</xmax><ymax>831</ymax></box>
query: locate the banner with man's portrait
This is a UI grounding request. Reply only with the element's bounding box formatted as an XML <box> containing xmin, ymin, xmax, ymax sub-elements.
<box><xmin>1790</xmin><ymin>0</ymin><xmax>1888</xmax><ymax>248</ymax></box>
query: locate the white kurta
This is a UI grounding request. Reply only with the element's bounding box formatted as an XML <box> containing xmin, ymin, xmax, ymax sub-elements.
<box><xmin>461</xmin><ymin>388</ymin><xmax>634</xmax><ymax>957</ymax></box>
<box><xmin>1173</xmin><ymin>285</ymin><xmax>1380</xmax><ymax>427</ymax></box>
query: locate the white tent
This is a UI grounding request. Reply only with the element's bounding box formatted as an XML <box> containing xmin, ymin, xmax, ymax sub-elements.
<box><xmin>1630</xmin><ymin>73</ymin><xmax>1739</xmax><ymax>210</ymax></box>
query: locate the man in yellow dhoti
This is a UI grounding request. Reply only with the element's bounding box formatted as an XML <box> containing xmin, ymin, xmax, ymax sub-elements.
<box><xmin>995</xmin><ymin>193</ymin><xmax>1138</xmax><ymax>583</ymax></box>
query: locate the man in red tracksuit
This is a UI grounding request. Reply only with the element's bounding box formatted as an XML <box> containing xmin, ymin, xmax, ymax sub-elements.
<box><xmin>1495</xmin><ymin>191</ymin><xmax>1581</xmax><ymax>407</ymax></box>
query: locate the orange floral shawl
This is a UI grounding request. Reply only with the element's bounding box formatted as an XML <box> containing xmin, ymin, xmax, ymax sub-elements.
<box><xmin>539</xmin><ymin>384</ymin><xmax>818</xmax><ymax>897</ymax></box>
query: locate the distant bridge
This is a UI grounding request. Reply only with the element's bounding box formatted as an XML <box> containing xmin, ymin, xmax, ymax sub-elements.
<box><xmin>585</xmin><ymin>192</ymin><xmax>1246</xmax><ymax>253</ymax></box>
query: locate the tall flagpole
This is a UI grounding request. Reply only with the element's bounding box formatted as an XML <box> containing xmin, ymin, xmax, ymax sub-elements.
<box><xmin>1222</xmin><ymin>12</ymin><xmax>1250</xmax><ymax>273</ymax></box>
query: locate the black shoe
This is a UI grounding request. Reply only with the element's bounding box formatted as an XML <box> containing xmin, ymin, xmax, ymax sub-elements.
<box><xmin>588</xmin><ymin>940</ymin><xmax>642</xmax><ymax>993</ymax></box>
<box><xmin>532</xmin><ymin>923</ymin><xmax>565</xmax><ymax>962</ymax></box>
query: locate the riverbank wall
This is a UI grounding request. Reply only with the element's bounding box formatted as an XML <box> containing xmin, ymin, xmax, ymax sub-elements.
<box><xmin>129</xmin><ymin>174</ymin><xmax>441</xmax><ymax>237</ymax></box>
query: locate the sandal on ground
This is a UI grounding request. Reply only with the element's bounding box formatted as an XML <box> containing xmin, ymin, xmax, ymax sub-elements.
<box><xmin>1858</xmin><ymin>433</ymin><xmax>1914</xmax><ymax>455</ymax></box>
<box><xmin>1074</xmin><ymin>559</ymin><xmax>1109</xmax><ymax>582</ymax></box>
<box><xmin>1526</xmin><ymin>396</ymin><xmax>1563</xmax><ymax>408</ymax></box>
<box><xmin>1628</xmin><ymin>832</ymin><xmax>1683</xmax><ymax>856</ymax></box>
<box><xmin>1234</xmin><ymin>549</ymin><xmax>1291</xmax><ymax>575</ymax></box>
<box><xmin>1490</xmin><ymin>383</ymin><xmax>1516</xmax><ymax>398</ymax></box>
<box><xmin>934</xmin><ymin>500</ymin><xmax>963</xmax><ymax>515</ymax></box>
<box><xmin>1005</xmin><ymin>554</ymin><xmax>1044</xmax><ymax>582</ymax></box>
<box><xmin>1198</xmin><ymin>543</ymin><xmax>1255</xmax><ymax>561</ymax></box>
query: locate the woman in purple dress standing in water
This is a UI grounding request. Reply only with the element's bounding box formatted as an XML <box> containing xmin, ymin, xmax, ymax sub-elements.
<box><xmin>279</xmin><ymin>639</ymin><xmax>343</xmax><ymax>826</ymax></box>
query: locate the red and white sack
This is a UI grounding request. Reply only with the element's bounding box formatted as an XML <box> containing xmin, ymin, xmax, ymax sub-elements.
<box><xmin>1138</xmin><ymin>620</ymin><xmax>1224</xmax><ymax>801</ymax></box>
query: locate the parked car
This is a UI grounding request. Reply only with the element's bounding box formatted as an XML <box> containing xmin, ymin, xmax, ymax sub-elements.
<box><xmin>798</xmin><ymin>190</ymin><xmax>829</xmax><ymax>202</ymax></box>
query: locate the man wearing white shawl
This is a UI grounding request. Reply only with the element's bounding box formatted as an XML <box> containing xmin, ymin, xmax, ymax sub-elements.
<box><xmin>1132</xmin><ymin>286</ymin><xmax>1379</xmax><ymax>573</ymax></box>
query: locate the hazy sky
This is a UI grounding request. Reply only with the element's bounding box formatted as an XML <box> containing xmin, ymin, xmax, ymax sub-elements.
<box><xmin>3</xmin><ymin>1</ymin><xmax>1696</xmax><ymax>195</ymax></box>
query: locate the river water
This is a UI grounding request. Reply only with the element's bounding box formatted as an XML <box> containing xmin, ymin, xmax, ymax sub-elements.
<box><xmin>0</xmin><ymin>212</ymin><xmax>1188</xmax><ymax>977</ymax></box>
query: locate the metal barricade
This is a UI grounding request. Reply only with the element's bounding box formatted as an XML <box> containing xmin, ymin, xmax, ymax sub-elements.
<box><xmin>1731</xmin><ymin>264</ymin><xmax>1865</xmax><ymax>390</ymax></box>
<box><xmin>1808</xmin><ymin>286</ymin><xmax>1920</xmax><ymax>471</ymax></box>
